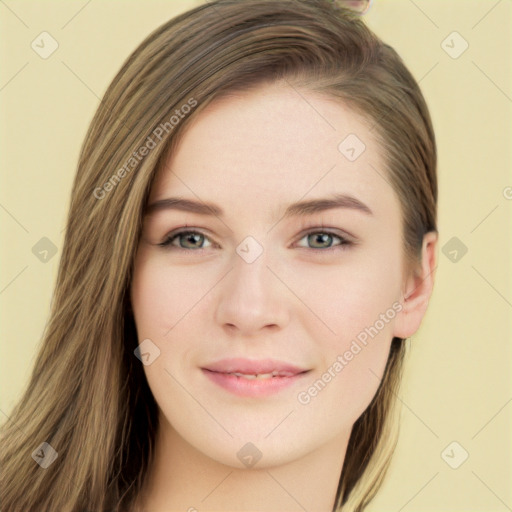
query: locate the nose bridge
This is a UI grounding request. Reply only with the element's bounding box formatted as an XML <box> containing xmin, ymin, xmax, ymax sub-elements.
<box><xmin>214</xmin><ymin>238</ymin><xmax>289</xmax><ymax>333</ymax></box>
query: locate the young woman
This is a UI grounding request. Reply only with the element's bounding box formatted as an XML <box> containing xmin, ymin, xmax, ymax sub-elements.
<box><xmin>0</xmin><ymin>1</ymin><xmax>438</xmax><ymax>510</ymax></box>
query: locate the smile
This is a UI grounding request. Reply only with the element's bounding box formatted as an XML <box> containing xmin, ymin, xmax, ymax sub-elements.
<box><xmin>200</xmin><ymin>358</ymin><xmax>311</xmax><ymax>397</ymax></box>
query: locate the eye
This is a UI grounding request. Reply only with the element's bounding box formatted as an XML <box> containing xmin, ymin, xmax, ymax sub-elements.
<box><xmin>158</xmin><ymin>229</ymin><xmax>214</xmax><ymax>250</ymax></box>
<box><xmin>157</xmin><ymin>228</ymin><xmax>353</xmax><ymax>252</ymax></box>
<box><xmin>296</xmin><ymin>230</ymin><xmax>352</xmax><ymax>251</ymax></box>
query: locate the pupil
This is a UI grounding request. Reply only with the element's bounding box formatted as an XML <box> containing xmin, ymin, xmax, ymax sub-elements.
<box><xmin>311</xmin><ymin>233</ymin><xmax>330</xmax><ymax>248</ymax></box>
<box><xmin>186</xmin><ymin>233</ymin><xmax>201</xmax><ymax>248</ymax></box>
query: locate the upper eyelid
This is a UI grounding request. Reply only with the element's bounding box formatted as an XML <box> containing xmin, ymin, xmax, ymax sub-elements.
<box><xmin>295</xmin><ymin>225</ymin><xmax>355</xmax><ymax>240</ymax></box>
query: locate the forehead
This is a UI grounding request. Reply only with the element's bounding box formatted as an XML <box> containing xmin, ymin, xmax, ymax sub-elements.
<box><xmin>149</xmin><ymin>82</ymin><xmax>398</xmax><ymax>224</ymax></box>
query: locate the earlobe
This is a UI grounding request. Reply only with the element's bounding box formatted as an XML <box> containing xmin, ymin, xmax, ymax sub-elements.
<box><xmin>393</xmin><ymin>231</ymin><xmax>438</xmax><ymax>339</ymax></box>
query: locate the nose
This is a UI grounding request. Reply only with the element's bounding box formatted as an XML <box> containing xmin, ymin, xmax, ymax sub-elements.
<box><xmin>214</xmin><ymin>247</ymin><xmax>291</xmax><ymax>337</ymax></box>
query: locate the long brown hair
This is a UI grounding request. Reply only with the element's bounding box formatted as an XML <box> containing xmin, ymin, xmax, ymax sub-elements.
<box><xmin>0</xmin><ymin>1</ymin><xmax>437</xmax><ymax>510</ymax></box>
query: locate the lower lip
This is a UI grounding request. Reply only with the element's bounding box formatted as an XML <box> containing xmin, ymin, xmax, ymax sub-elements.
<box><xmin>201</xmin><ymin>369</ymin><xmax>310</xmax><ymax>397</ymax></box>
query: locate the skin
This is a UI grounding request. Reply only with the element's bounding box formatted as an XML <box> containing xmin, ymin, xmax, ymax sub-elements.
<box><xmin>130</xmin><ymin>81</ymin><xmax>437</xmax><ymax>511</ymax></box>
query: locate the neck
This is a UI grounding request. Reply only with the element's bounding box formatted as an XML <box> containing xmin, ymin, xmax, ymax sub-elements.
<box><xmin>134</xmin><ymin>414</ymin><xmax>350</xmax><ymax>512</ymax></box>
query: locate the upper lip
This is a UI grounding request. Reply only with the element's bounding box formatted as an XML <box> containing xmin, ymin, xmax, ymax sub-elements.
<box><xmin>202</xmin><ymin>358</ymin><xmax>309</xmax><ymax>376</ymax></box>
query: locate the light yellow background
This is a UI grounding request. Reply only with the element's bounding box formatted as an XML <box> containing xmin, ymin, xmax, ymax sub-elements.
<box><xmin>1</xmin><ymin>1</ymin><xmax>511</xmax><ymax>510</ymax></box>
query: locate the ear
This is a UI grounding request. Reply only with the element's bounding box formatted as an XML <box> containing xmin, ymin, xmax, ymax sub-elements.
<box><xmin>393</xmin><ymin>231</ymin><xmax>438</xmax><ymax>339</ymax></box>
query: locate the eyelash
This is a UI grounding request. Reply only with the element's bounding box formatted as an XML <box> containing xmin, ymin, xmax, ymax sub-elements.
<box><xmin>157</xmin><ymin>225</ymin><xmax>354</xmax><ymax>253</ymax></box>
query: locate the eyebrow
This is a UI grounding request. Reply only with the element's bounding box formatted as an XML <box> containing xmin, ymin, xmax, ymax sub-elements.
<box><xmin>144</xmin><ymin>193</ymin><xmax>373</xmax><ymax>219</ymax></box>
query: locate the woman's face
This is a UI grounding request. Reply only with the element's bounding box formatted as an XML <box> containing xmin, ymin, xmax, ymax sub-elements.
<box><xmin>131</xmin><ymin>81</ymin><xmax>409</xmax><ymax>468</ymax></box>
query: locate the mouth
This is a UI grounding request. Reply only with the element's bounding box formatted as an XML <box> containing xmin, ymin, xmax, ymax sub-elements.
<box><xmin>201</xmin><ymin>358</ymin><xmax>311</xmax><ymax>397</ymax></box>
<box><xmin>209</xmin><ymin>370</ymin><xmax>299</xmax><ymax>380</ymax></box>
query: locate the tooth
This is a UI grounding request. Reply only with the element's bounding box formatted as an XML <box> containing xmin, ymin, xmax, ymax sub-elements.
<box><xmin>256</xmin><ymin>373</ymin><xmax>273</xmax><ymax>379</ymax></box>
<box><xmin>230</xmin><ymin>372</ymin><xmax>276</xmax><ymax>380</ymax></box>
<box><xmin>232</xmin><ymin>373</ymin><xmax>258</xmax><ymax>379</ymax></box>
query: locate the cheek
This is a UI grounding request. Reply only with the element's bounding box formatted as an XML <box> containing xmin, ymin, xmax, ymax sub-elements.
<box><xmin>337</xmin><ymin>330</ymin><xmax>393</xmax><ymax>408</ymax></box>
<box><xmin>130</xmin><ymin>259</ymin><xmax>199</xmax><ymax>415</ymax></box>
<box><xmin>292</xmin><ymin>254</ymin><xmax>401</xmax><ymax>417</ymax></box>
<box><xmin>130</xmin><ymin>257</ymin><xmax>208</xmax><ymax>337</ymax></box>
<box><xmin>292</xmin><ymin>254</ymin><xmax>402</xmax><ymax>342</ymax></box>
<box><xmin>130</xmin><ymin>257</ymin><xmax>214</xmax><ymax>391</ymax></box>
<box><xmin>297</xmin><ymin>323</ymin><xmax>394</xmax><ymax>428</ymax></box>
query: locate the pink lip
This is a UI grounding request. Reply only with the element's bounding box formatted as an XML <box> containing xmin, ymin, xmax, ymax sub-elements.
<box><xmin>201</xmin><ymin>358</ymin><xmax>311</xmax><ymax>398</ymax></box>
